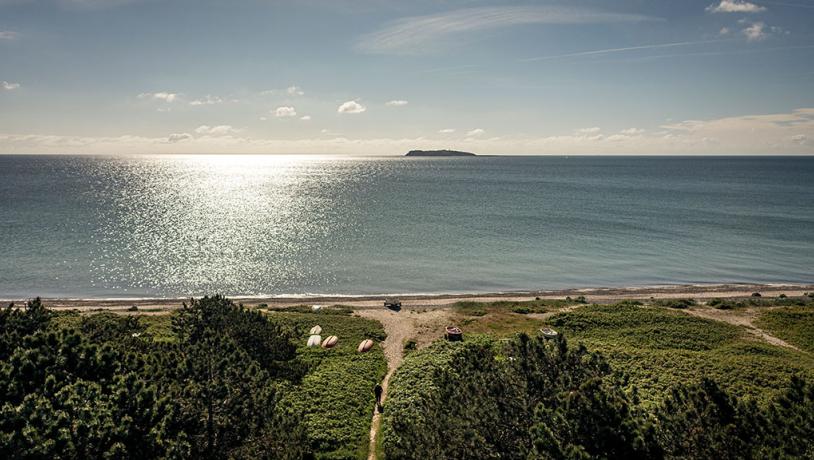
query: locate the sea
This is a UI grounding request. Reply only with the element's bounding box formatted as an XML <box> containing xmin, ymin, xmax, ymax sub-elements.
<box><xmin>1</xmin><ymin>154</ymin><xmax>812</xmax><ymax>299</ymax></box>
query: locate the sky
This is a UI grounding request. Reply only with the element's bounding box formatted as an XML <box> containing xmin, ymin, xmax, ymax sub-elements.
<box><xmin>1</xmin><ymin>0</ymin><xmax>813</xmax><ymax>155</ymax></box>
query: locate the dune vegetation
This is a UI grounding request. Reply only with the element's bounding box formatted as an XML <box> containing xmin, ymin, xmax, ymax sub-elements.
<box><xmin>2</xmin><ymin>295</ymin><xmax>813</xmax><ymax>459</ymax></box>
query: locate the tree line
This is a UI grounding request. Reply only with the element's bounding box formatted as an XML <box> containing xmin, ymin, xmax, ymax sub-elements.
<box><xmin>0</xmin><ymin>296</ymin><xmax>308</xmax><ymax>459</ymax></box>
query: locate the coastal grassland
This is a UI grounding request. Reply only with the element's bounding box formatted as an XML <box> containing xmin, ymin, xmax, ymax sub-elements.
<box><xmin>549</xmin><ymin>303</ymin><xmax>814</xmax><ymax>404</ymax></box>
<box><xmin>265</xmin><ymin>309</ymin><xmax>388</xmax><ymax>460</ymax></box>
<box><xmin>445</xmin><ymin>300</ymin><xmax>814</xmax><ymax>404</ymax></box>
<box><xmin>754</xmin><ymin>306</ymin><xmax>814</xmax><ymax>352</ymax></box>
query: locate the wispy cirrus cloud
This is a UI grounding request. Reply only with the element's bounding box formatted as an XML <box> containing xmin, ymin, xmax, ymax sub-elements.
<box><xmin>0</xmin><ymin>30</ymin><xmax>18</xmax><ymax>40</ymax></box>
<box><xmin>385</xmin><ymin>100</ymin><xmax>408</xmax><ymax>107</ymax></box>
<box><xmin>520</xmin><ymin>40</ymin><xmax>722</xmax><ymax>62</ymax></box>
<box><xmin>2</xmin><ymin>81</ymin><xmax>20</xmax><ymax>90</ymax></box>
<box><xmin>356</xmin><ymin>6</ymin><xmax>656</xmax><ymax>55</ymax></box>
<box><xmin>706</xmin><ymin>0</ymin><xmax>767</xmax><ymax>13</ymax></box>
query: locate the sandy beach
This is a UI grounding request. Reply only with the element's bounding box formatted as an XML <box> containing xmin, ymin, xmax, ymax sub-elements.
<box><xmin>13</xmin><ymin>282</ymin><xmax>812</xmax><ymax>312</ymax></box>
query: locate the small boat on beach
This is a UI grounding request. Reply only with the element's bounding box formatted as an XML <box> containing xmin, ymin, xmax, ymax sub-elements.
<box><xmin>540</xmin><ymin>327</ymin><xmax>559</xmax><ymax>339</ymax></box>
<box><xmin>322</xmin><ymin>335</ymin><xmax>339</xmax><ymax>349</ymax></box>
<box><xmin>357</xmin><ymin>339</ymin><xmax>374</xmax><ymax>353</ymax></box>
<box><xmin>307</xmin><ymin>335</ymin><xmax>322</xmax><ymax>347</ymax></box>
<box><xmin>445</xmin><ymin>326</ymin><xmax>463</xmax><ymax>341</ymax></box>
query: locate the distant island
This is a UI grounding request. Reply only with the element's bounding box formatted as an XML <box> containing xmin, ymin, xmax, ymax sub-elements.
<box><xmin>405</xmin><ymin>149</ymin><xmax>477</xmax><ymax>157</ymax></box>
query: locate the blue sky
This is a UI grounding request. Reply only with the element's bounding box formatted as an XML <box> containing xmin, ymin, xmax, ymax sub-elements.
<box><xmin>1</xmin><ymin>0</ymin><xmax>813</xmax><ymax>154</ymax></box>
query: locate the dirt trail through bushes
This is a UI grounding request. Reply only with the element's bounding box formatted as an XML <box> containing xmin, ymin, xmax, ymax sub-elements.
<box><xmin>356</xmin><ymin>308</ymin><xmax>452</xmax><ymax>460</ymax></box>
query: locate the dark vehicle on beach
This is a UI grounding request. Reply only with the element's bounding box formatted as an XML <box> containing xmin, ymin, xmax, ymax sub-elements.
<box><xmin>384</xmin><ymin>298</ymin><xmax>402</xmax><ymax>311</ymax></box>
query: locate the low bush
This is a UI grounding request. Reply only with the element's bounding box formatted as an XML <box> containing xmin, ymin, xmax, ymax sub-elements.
<box><xmin>654</xmin><ymin>298</ymin><xmax>696</xmax><ymax>309</ymax></box>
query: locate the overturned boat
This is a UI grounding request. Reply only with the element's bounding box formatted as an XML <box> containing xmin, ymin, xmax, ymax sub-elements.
<box><xmin>540</xmin><ymin>327</ymin><xmax>559</xmax><ymax>340</ymax></box>
<box><xmin>445</xmin><ymin>326</ymin><xmax>463</xmax><ymax>341</ymax></box>
<box><xmin>307</xmin><ymin>335</ymin><xmax>322</xmax><ymax>347</ymax></box>
<box><xmin>357</xmin><ymin>339</ymin><xmax>374</xmax><ymax>353</ymax></box>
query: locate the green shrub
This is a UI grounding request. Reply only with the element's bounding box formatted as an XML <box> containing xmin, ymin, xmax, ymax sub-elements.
<box><xmin>654</xmin><ymin>298</ymin><xmax>696</xmax><ymax>309</ymax></box>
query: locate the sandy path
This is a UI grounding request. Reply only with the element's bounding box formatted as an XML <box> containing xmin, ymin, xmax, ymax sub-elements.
<box><xmin>355</xmin><ymin>308</ymin><xmax>452</xmax><ymax>460</ymax></box>
<box><xmin>685</xmin><ymin>306</ymin><xmax>799</xmax><ymax>350</ymax></box>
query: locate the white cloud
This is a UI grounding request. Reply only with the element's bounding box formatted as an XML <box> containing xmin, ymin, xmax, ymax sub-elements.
<box><xmin>300</xmin><ymin>115</ymin><xmax>311</xmax><ymax>121</ymax></box>
<box><xmin>575</xmin><ymin>127</ymin><xmax>601</xmax><ymax>134</ymax></box>
<box><xmin>466</xmin><ymin>128</ymin><xmax>485</xmax><ymax>136</ymax></box>
<box><xmin>287</xmin><ymin>85</ymin><xmax>304</xmax><ymax>96</ymax></box>
<box><xmin>742</xmin><ymin>21</ymin><xmax>767</xmax><ymax>41</ymax></box>
<box><xmin>194</xmin><ymin>125</ymin><xmax>239</xmax><ymax>136</ymax></box>
<box><xmin>2</xmin><ymin>81</ymin><xmax>20</xmax><ymax>90</ymax></box>
<box><xmin>189</xmin><ymin>95</ymin><xmax>224</xmax><ymax>106</ymax></box>
<box><xmin>4</xmin><ymin>109</ymin><xmax>812</xmax><ymax>155</ymax></box>
<box><xmin>356</xmin><ymin>6</ymin><xmax>654</xmax><ymax>55</ymax></box>
<box><xmin>620</xmin><ymin>128</ymin><xmax>645</xmax><ymax>135</ymax></box>
<box><xmin>385</xmin><ymin>100</ymin><xmax>409</xmax><ymax>107</ymax></box>
<box><xmin>0</xmin><ymin>31</ymin><xmax>18</xmax><ymax>40</ymax></box>
<box><xmin>167</xmin><ymin>133</ymin><xmax>193</xmax><ymax>143</ymax></box>
<box><xmin>338</xmin><ymin>100</ymin><xmax>366</xmax><ymax>114</ymax></box>
<box><xmin>706</xmin><ymin>0</ymin><xmax>766</xmax><ymax>13</ymax></box>
<box><xmin>439</xmin><ymin>128</ymin><xmax>456</xmax><ymax>134</ymax></box>
<box><xmin>719</xmin><ymin>27</ymin><xmax>731</xmax><ymax>36</ymax></box>
<box><xmin>138</xmin><ymin>91</ymin><xmax>178</xmax><ymax>103</ymax></box>
<box><xmin>274</xmin><ymin>106</ymin><xmax>297</xmax><ymax>117</ymax></box>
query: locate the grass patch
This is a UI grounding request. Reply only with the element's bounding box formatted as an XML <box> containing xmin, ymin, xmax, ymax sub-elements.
<box><xmin>275</xmin><ymin>305</ymin><xmax>355</xmax><ymax>315</ymax></box>
<box><xmin>547</xmin><ymin>303</ymin><xmax>814</xmax><ymax>404</ymax></box>
<box><xmin>754</xmin><ymin>306</ymin><xmax>814</xmax><ymax>353</ymax></box>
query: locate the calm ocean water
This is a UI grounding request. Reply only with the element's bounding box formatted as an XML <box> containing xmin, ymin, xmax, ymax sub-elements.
<box><xmin>0</xmin><ymin>155</ymin><xmax>812</xmax><ymax>298</ymax></box>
